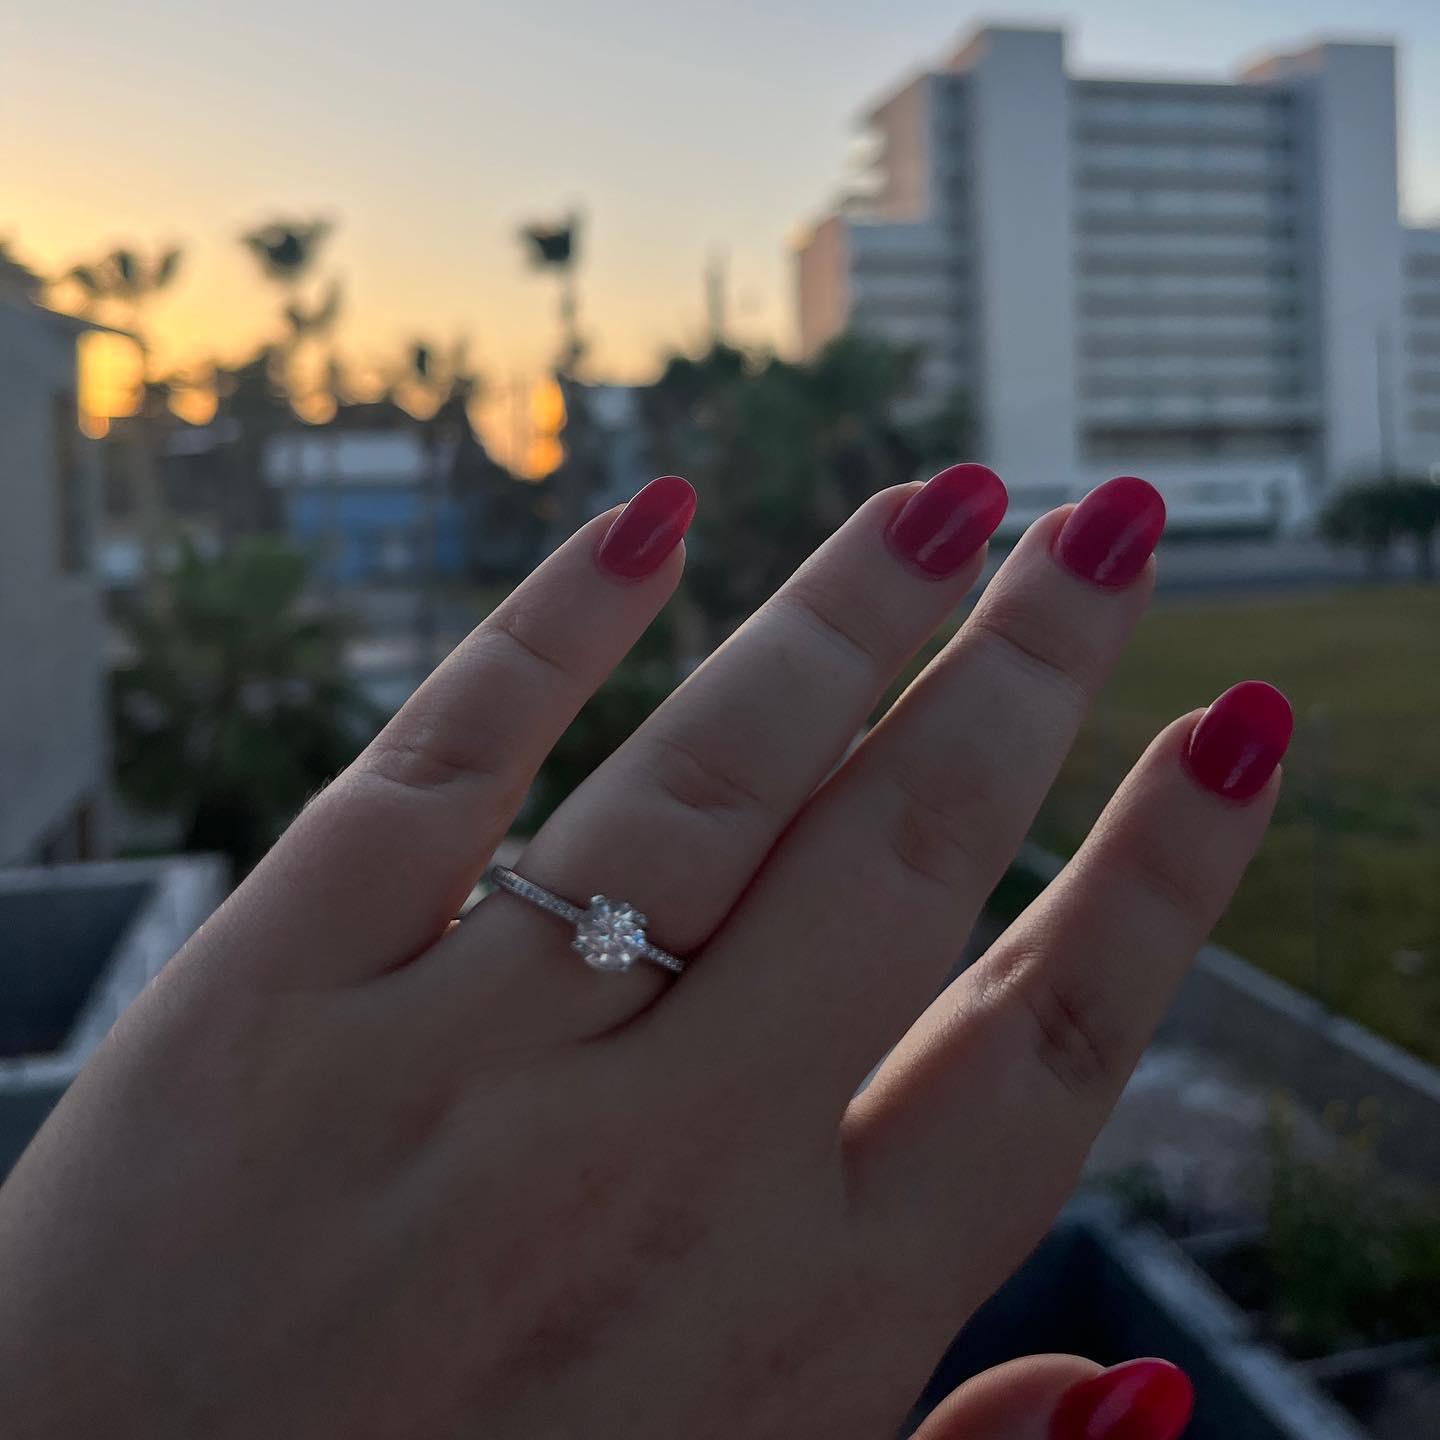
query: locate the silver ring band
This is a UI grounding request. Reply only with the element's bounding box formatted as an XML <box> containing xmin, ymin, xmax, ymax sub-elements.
<box><xmin>483</xmin><ymin>866</ymin><xmax>685</xmax><ymax>976</ymax></box>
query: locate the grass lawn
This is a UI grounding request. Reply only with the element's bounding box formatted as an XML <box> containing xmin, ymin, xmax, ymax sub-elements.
<box><xmin>1029</xmin><ymin>584</ymin><xmax>1440</xmax><ymax>1066</ymax></box>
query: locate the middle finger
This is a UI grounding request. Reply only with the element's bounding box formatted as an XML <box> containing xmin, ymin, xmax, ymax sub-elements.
<box><xmin>412</xmin><ymin>465</ymin><xmax>1008</xmax><ymax>1044</ymax></box>
<box><xmin>667</xmin><ymin>476</ymin><xmax>1167</xmax><ymax>1109</ymax></box>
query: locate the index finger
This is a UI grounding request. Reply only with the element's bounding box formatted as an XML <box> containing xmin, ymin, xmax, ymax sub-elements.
<box><xmin>187</xmin><ymin>477</ymin><xmax>694</xmax><ymax>991</ymax></box>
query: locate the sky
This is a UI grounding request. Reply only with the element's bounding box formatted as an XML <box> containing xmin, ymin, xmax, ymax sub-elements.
<box><xmin>5</xmin><ymin>0</ymin><xmax>1440</xmax><ymax>455</ymax></box>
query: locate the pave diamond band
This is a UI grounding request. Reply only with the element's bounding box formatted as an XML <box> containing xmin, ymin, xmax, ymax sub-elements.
<box><xmin>482</xmin><ymin>866</ymin><xmax>685</xmax><ymax>976</ymax></box>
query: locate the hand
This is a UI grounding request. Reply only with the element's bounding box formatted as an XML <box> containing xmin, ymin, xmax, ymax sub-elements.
<box><xmin>0</xmin><ymin>468</ymin><xmax>1288</xmax><ymax>1439</ymax></box>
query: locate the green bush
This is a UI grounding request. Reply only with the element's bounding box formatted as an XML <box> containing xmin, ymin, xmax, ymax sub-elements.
<box><xmin>1320</xmin><ymin>479</ymin><xmax>1440</xmax><ymax>580</ymax></box>
<box><xmin>113</xmin><ymin>539</ymin><xmax>375</xmax><ymax>871</ymax></box>
<box><xmin>1264</xmin><ymin>1104</ymin><xmax>1440</xmax><ymax>1355</ymax></box>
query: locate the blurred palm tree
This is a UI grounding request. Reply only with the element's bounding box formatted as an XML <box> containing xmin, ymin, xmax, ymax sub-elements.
<box><xmin>113</xmin><ymin>539</ymin><xmax>375</xmax><ymax>871</ymax></box>
<box><xmin>240</xmin><ymin>217</ymin><xmax>340</xmax><ymax>400</ymax></box>
<box><xmin>397</xmin><ymin>338</ymin><xmax>477</xmax><ymax>413</ymax></box>
<box><xmin>67</xmin><ymin>245</ymin><xmax>183</xmax><ymax>323</ymax></box>
<box><xmin>210</xmin><ymin>346</ymin><xmax>295</xmax><ymax>542</ymax></box>
<box><xmin>283</xmin><ymin>278</ymin><xmax>343</xmax><ymax>345</ymax></box>
<box><xmin>518</xmin><ymin>212</ymin><xmax>583</xmax><ymax>374</ymax></box>
<box><xmin>241</xmin><ymin>218</ymin><xmax>333</xmax><ymax>288</ymax></box>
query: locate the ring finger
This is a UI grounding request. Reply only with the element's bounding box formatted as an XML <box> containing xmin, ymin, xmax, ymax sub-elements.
<box><xmin>406</xmin><ymin>465</ymin><xmax>1009</xmax><ymax>1044</ymax></box>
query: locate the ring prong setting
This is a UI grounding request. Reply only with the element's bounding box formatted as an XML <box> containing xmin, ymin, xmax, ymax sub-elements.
<box><xmin>574</xmin><ymin>894</ymin><xmax>650</xmax><ymax>974</ymax></box>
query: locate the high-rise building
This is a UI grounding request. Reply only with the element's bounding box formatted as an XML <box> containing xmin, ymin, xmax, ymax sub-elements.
<box><xmin>794</xmin><ymin>25</ymin><xmax>1440</xmax><ymax>531</ymax></box>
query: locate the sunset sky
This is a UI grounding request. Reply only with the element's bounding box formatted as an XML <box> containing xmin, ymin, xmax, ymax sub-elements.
<box><xmin>7</xmin><ymin>0</ymin><xmax>1440</xmax><ymax>454</ymax></box>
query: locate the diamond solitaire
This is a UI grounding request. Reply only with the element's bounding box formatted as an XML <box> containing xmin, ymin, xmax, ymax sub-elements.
<box><xmin>573</xmin><ymin>896</ymin><xmax>649</xmax><ymax>973</ymax></box>
<box><xmin>481</xmin><ymin>866</ymin><xmax>686</xmax><ymax>976</ymax></box>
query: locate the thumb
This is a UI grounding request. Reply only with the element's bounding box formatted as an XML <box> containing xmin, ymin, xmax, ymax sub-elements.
<box><xmin>911</xmin><ymin>1356</ymin><xmax>1194</xmax><ymax>1440</ymax></box>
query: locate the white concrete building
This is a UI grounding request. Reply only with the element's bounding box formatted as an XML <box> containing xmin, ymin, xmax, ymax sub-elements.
<box><xmin>0</xmin><ymin>284</ymin><xmax>110</xmax><ymax>864</ymax></box>
<box><xmin>795</xmin><ymin>24</ymin><xmax>1440</xmax><ymax>531</ymax></box>
<box><xmin>1403</xmin><ymin>226</ymin><xmax>1440</xmax><ymax>473</ymax></box>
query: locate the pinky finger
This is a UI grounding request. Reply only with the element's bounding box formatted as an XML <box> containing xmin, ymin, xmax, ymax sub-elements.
<box><xmin>846</xmin><ymin>683</ymin><xmax>1292</xmax><ymax>1318</ymax></box>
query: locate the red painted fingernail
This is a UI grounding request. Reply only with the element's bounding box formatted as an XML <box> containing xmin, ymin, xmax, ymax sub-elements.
<box><xmin>885</xmin><ymin>463</ymin><xmax>1008</xmax><ymax>578</ymax></box>
<box><xmin>595</xmin><ymin>475</ymin><xmax>696</xmax><ymax>580</ymax></box>
<box><xmin>1050</xmin><ymin>1358</ymin><xmax>1195</xmax><ymax>1440</ymax></box>
<box><xmin>1185</xmin><ymin>680</ymin><xmax>1294</xmax><ymax>803</ymax></box>
<box><xmin>1053</xmin><ymin>476</ymin><xmax>1167</xmax><ymax>589</ymax></box>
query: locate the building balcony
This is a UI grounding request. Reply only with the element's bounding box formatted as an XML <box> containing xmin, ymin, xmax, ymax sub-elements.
<box><xmin>1071</xmin><ymin>86</ymin><xmax>1291</xmax><ymax>136</ymax></box>
<box><xmin>1075</xmin><ymin>165</ymin><xmax>1293</xmax><ymax>195</ymax></box>
<box><xmin>1073</xmin><ymin>119</ymin><xmax>1292</xmax><ymax>147</ymax></box>
<box><xmin>1082</xmin><ymin>329</ymin><xmax>1307</xmax><ymax>358</ymax></box>
<box><xmin>1078</xmin><ymin>391</ymin><xmax>1318</xmax><ymax>425</ymax></box>
<box><xmin>1079</xmin><ymin>238</ymin><xmax>1297</xmax><ymax>272</ymax></box>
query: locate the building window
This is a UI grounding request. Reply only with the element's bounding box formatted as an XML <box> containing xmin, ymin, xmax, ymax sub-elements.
<box><xmin>54</xmin><ymin>389</ymin><xmax>90</xmax><ymax>573</ymax></box>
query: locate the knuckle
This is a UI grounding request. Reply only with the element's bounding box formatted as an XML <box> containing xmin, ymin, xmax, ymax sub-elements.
<box><xmin>998</xmin><ymin>955</ymin><xmax>1118</xmax><ymax>1102</ymax></box>
<box><xmin>487</xmin><ymin>604</ymin><xmax>577</xmax><ymax>685</ymax></box>
<box><xmin>780</xmin><ymin>582</ymin><xmax>895</xmax><ymax>679</ymax></box>
<box><xmin>883</xmin><ymin>764</ymin><xmax>1000</xmax><ymax>893</ymax></box>
<box><xmin>966</xmin><ymin>600</ymin><xmax>1094</xmax><ymax>713</ymax></box>
<box><xmin>357</xmin><ymin>720</ymin><xmax>518</xmax><ymax>804</ymax></box>
<box><xmin>644</xmin><ymin>731</ymin><xmax>770</xmax><ymax>829</ymax></box>
<box><xmin>1123</xmin><ymin>836</ymin><xmax>1214</xmax><ymax>934</ymax></box>
<box><xmin>346</xmin><ymin>604</ymin><xmax>579</xmax><ymax>804</ymax></box>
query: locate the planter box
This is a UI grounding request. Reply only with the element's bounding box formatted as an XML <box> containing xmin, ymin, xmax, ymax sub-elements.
<box><xmin>908</xmin><ymin>1200</ymin><xmax>1366</xmax><ymax>1440</ymax></box>
<box><xmin>0</xmin><ymin>856</ymin><xmax>227</xmax><ymax>1178</ymax></box>
<box><xmin>1180</xmin><ymin>1228</ymin><xmax>1440</xmax><ymax>1436</ymax></box>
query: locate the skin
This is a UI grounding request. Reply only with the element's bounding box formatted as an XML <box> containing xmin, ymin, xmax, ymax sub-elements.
<box><xmin>0</xmin><ymin>485</ymin><xmax>1277</xmax><ymax>1438</ymax></box>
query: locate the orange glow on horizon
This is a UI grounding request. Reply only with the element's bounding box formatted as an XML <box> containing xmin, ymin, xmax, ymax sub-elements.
<box><xmin>77</xmin><ymin>330</ymin><xmax>143</xmax><ymax>425</ymax></box>
<box><xmin>170</xmin><ymin>385</ymin><xmax>219</xmax><ymax>426</ymax></box>
<box><xmin>521</xmin><ymin>375</ymin><xmax>566</xmax><ymax>479</ymax></box>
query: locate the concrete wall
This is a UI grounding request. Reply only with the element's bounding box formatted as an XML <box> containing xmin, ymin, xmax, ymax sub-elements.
<box><xmin>956</xmin><ymin>28</ymin><xmax>1081</xmax><ymax>492</ymax></box>
<box><xmin>0</xmin><ymin>302</ymin><xmax>108</xmax><ymax>864</ymax></box>
<box><xmin>1014</xmin><ymin>844</ymin><xmax>1440</xmax><ymax>1187</ymax></box>
<box><xmin>0</xmin><ymin>856</ymin><xmax>228</xmax><ymax>1177</ymax></box>
<box><xmin>1255</xmin><ymin>44</ymin><xmax>1405</xmax><ymax>489</ymax></box>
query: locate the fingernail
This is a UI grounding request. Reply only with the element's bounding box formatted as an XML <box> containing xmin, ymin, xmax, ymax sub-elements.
<box><xmin>1050</xmin><ymin>1359</ymin><xmax>1195</xmax><ymax>1440</ymax></box>
<box><xmin>885</xmin><ymin>463</ymin><xmax>1008</xmax><ymax>578</ymax></box>
<box><xmin>595</xmin><ymin>475</ymin><xmax>697</xmax><ymax>580</ymax></box>
<box><xmin>1053</xmin><ymin>476</ymin><xmax>1167</xmax><ymax>589</ymax></box>
<box><xmin>1185</xmin><ymin>680</ymin><xmax>1294</xmax><ymax>803</ymax></box>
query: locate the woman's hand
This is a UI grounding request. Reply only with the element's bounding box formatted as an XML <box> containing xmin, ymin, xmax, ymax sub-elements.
<box><xmin>0</xmin><ymin>468</ymin><xmax>1288</xmax><ymax>1439</ymax></box>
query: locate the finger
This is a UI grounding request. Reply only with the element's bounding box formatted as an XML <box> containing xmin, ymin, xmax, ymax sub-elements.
<box><xmin>187</xmin><ymin>477</ymin><xmax>694</xmax><ymax>989</ymax></box>
<box><xmin>913</xmin><ymin>1355</ymin><xmax>1098</xmax><ymax>1440</ymax></box>
<box><xmin>914</xmin><ymin>1356</ymin><xmax>1193</xmax><ymax>1440</ymax></box>
<box><xmin>847</xmin><ymin>685</ymin><xmax>1290</xmax><ymax>1313</ymax></box>
<box><xmin>415</xmin><ymin>466</ymin><xmax>1006</xmax><ymax>1042</ymax></box>
<box><xmin>672</xmin><ymin>477</ymin><xmax>1165</xmax><ymax>1104</ymax></box>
